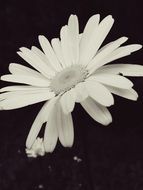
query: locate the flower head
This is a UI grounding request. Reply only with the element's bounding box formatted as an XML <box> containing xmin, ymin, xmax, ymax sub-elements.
<box><xmin>25</xmin><ymin>137</ymin><xmax>45</xmax><ymax>158</ymax></box>
<box><xmin>0</xmin><ymin>14</ymin><xmax>143</xmax><ymax>153</ymax></box>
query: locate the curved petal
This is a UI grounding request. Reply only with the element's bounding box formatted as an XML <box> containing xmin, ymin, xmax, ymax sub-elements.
<box><xmin>60</xmin><ymin>89</ymin><xmax>76</xmax><ymax>114</ymax></box>
<box><xmin>87</xmin><ymin>36</ymin><xmax>128</xmax><ymax>69</ymax></box>
<box><xmin>106</xmin><ymin>86</ymin><xmax>138</xmax><ymax>101</ymax></box>
<box><xmin>95</xmin><ymin>64</ymin><xmax>143</xmax><ymax>77</ymax></box>
<box><xmin>81</xmin><ymin>97</ymin><xmax>112</xmax><ymax>126</ymax></box>
<box><xmin>88</xmin><ymin>44</ymin><xmax>142</xmax><ymax>75</ymax></box>
<box><xmin>85</xmin><ymin>80</ymin><xmax>114</xmax><ymax>106</ymax></box>
<box><xmin>88</xmin><ymin>74</ymin><xmax>133</xmax><ymax>89</ymax></box>
<box><xmin>103</xmin><ymin>45</ymin><xmax>142</xmax><ymax>64</ymax></box>
<box><xmin>26</xmin><ymin>97</ymin><xmax>58</xmax><ymax>149</ymax></box>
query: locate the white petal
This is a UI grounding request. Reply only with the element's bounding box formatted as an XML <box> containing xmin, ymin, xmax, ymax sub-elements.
<box><xmin>56</xmin><ymin>103</ymin><xmax>74</xmax><ymax>147</ymax></box>
<box><xmin>106</xmin><ymin>86</ymin><xmax>138</xmax><ymax>101</ymax></box>
<box><xmin>96</xmin><ymin>64</ymin><xmax>143</xmax><ymax>76</ymax></box>
<box><xmin>0</xmin><ymin>86</ymin><xmax>50</xmax><ymax>92</ymax></box>
<box><xmin>51</xmin><ymin>38</ymin><xmax>65</xmax><ymax>67</ymax></box>
<box><xmin>85</xmin><ymin>80</ymin><xmax>114</xmax><ymax>106</ymax></box>
<box><xmin>31</xmin><ymin>46</ymin><xmax>54</xmax><ymax>71</ymax></box>
<box><xmin>79</xmin><ymin>14</ymin><xmax>100</xmax><ymax>65</ymax></box>
<box><xmin>68</xmin><ymin>15</ymin><xmax>79</xmax><ymax>64</ymax></box>
<box><xmin>97</xmin><ymin>37</ymin><xmax>127</xmax><ymax>54</ymax></box>
<box><xmin>106</xmin><ymin>45</ymin><xmax>142</xmax><ymax>63</ymax></box>
<box><xmin>81</xmin><ymin>97</ymin><xmax>112</xmax><ymax>125</ymax></box>
<box><xmin>74</xmin><ymin>82</ymin><xmax>88</xmax><ymax>102</ymax></box>
<box><xmin>0</xmin><ymin>91</ymin><xmax>55</xmax><ymax>110</ymax></box>
<box><xmin>88</xmin><ymin>44</ymin><xmax>142</xmax><ymax>75</ymax></box>
<box><xmin>44</xmin><ymin>111</ymin><xmax>58</xmax><ymax>153</ymax></box>
<box><xmin>88</xmin><ymin>74</ymin><xmax>133</xmax><ymax>89</ymax></box>
<box><xmin>17</xmin><ymin>50</ymin><xmax>55</xmax><ymax>78</ymax></box>
<box><xmin>9</xmin><ymin>63</ymin><xmax>45</xmax><ymax>78</ymax></box>
<box><xmin>26</xmin><ymin>97</ymin><xmax>58</xmax><ymax>149</ymax></box>
<box><xmin>60</xmin><ymin>25</ymin><xmax>72</xmax><ymax>67</ymax></box>
<box><xmin>1</xmin><ymin>74</ymin><xmax>50</xmax><ymax>87</ymax></box>
<box><xmin>38</xmin><ymin>35</ymin><xmax>62</xmax><ymax>71</ymax></box>
<box><xmin>60</xmin><ymin>89</ymin><xmax>76</xmax><ymax>114</ymax></box>
<box><xmin>87</xmin><ymin>36</ymin><xmax>128</xmax><ymax>69</ymax></box>
<box><xmin>80</xmin><ymin>15</ymin><xmax>114</xmax><ymax>66</ymax></box>
<box><xmin>0</xmin><ymin>87</ymin><xmax>52</xmax><ymax>97</ymax></box>
<box><xmin>31</xmin><ymin>46</ymin><xmax>45</xmax><ymax>58</ymax></box>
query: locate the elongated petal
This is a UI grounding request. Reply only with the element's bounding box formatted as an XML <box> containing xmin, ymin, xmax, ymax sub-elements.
<box><xmin>0</xmin><ymin>88</ymin><xmax>53</xmax><ymax>98</ymax></box>
<box><xmin>1</xmin><ymin>74</ymin><xmax>50</xmax><ymax>87</ymax></box>
<box><xmin>87</xmin><ymin>36</ymin><xmax>128</xmax><ymax>69</ymax></box>
<box><xmin>106</xmin><ymin>86</ymin><xmax>138</xmax><ymax>101</ymax></box>
<box><xmin>68</xmin><ymin>15</ymin><xmax>79</xmax><ymax>64</ymax></box>
<box><xmin>80</xmin><ymin>15</ymin><xmax>114</xmax><ymax>66</ymax></box>
<box><xmin>56</xmin><ymin>103</ymin><xmax>74</xmax><ymax>147</ymax></box>
<box><xmin>31</xmin><ymin>46</ymin><xmax>54</xmax><ymax>70</ymax></box>
<box><xmin>0</xmin><ymin>91</ymin><xmax>55</xmax><ymax>110</ymax></box>
<box><xmin>0</xmin><ymin>86</ymin><xmax>50</xmax><ymax>92</ymax></box>
<box><xmin>60</xmin><ymin>89</ymin><xmax>76</xmax><ymax>114</ymax></box>
<box><xmin>51</xmin><ymin>38</ymin><xmax>65</xmax><ymax>67</ymax></box>
<box><xmin>85</xmin><ymin>80</ymin><xmax>114</xmax><ymax>106</ymax></box>
<box><xmin>88</xmin><ymin>74</ymin><xmax>133</xmax><ymax>89</ymax></box>
<box><xmin>44</xmin><ymin>111</ymin><xmax>58</xmax><ymax>152</ymax></box>
<box><xmin>60</xmin><ymin>25</ymin><xmax>72</xmax><ymax>67</ymax></box>
<box><xmin>26</xmin><ymin>97</ymin><xmax>58</xmax><ymax>149</ymax></box>
<box><xmin>31</xmin><ymin>46</ymin><xmax>46</xmax><ymax>58</ymax></box>
<box><xmin>74</xmin><ymin>82</ymin><xmax>88</xmax><ymax>102</ymax></box>
<box><xmin>18</xmin><ymin>48</ymin><xmax>55</xmax><ymax>77</ymax></box>
<box><xmin>79</xmin><ymin>14</ymin><xmax>100</xmax><ymax>65</ymax></box>
<box><xmin>89</xmin><ymin>44</ymin><xmax>142</xmax><ymax>75</ymax></box>
<box><xmin>97</xmin><ymin>37</ymin><xmax>127</xmax><ymax>54</ymax></box>
<box><xmin>9</xmin><ymin>63</ymin><xmax>45</xmax><ymax>78</ymax></box>
<box><xmin>38</xmin><ymin>35</ymin><xmax>62</xmax><ymax>71</ymax></box>
<box><xmin>96</xmin><ymin>64</ymin><xmax>143</xmax><ymax>76</ymax></box>
<box><xmin>105</xmin><ymin>45</ymin><xmax>142</xmax><ymax>64</ymax></box>
<box><xmin>81</xmin><ymin>97</ymin><xmax>112</xmax><ymax>125</ymax></box>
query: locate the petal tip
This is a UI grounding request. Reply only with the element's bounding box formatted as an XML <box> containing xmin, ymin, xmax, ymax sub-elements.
<box><xmin>137</xmin><ymin>44</ymin><xmax>142</xmax><ymax>50</ymax></box>
<box><xmin>104</xmin><ymin>118</ymin><xmax>113</xmax><ymax>126</ymax></box>
<box><xmin>17</xmin><ymin>51</ymin><xmax>21</xmax><ymax>55</ymax></box>
<box><xmin>44</xmin><ymin>145</ymin><xmax>55</xmax><ymax>153</ymax></box>
<box><xmin>38</xmin><ymin>35</ymin><xmax>45</xmax><ymax>41</ymax></box>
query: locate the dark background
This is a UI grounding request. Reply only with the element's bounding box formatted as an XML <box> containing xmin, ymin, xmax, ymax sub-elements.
<box><xmin>0</xmin><ymin>0</ymin><xmax>143</xmax><ymax>190</ymax></box>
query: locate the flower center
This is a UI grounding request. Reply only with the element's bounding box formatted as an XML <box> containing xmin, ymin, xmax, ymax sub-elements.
<box><xmin>50</xmin><ymin>65</ymin><xmax>88</xmax><ymax>95</ymax></box>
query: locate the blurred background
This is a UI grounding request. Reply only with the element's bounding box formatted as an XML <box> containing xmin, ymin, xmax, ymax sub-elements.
<box><xmin>0</xmin><ymin>0</ymin><xmax>143</xmax><ymax>189</ymax></box>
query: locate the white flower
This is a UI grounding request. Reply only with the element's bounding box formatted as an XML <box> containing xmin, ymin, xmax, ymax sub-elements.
<box><xmin>25</xmin><ymin>137</ymin><xmax>45</xmax><ymax>158</ymax></box>
<box><xmin>0</xmin><ymin>14</ymin><xmax>143</xmax><ymax>153</ymax></box>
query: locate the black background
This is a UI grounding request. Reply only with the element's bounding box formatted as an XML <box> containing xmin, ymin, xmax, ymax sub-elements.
<box><xmin>0</xmin><ymin>0</ymin><xmax>143</xmax><ymax>190</ymax></box>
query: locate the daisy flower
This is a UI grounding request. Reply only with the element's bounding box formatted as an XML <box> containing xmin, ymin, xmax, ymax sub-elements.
<box><xmin>0</xmin><ymin>14</ymin><xmax>143</xmax><ymax>153</ymax></box>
